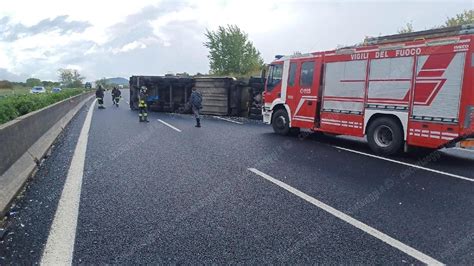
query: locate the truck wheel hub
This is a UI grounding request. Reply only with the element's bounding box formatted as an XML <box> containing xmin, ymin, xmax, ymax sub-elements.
<box><xmin>276</xmin><ymin>116</ymin><xmax>287</xmax><ymax>129</ymax></box>
<box><xmin>374</xmin><ymin>125</ymin><xmax>393</xmax><ymax>148</ymax></box>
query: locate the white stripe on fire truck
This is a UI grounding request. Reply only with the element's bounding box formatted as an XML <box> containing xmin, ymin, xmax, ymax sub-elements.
<box><xmin>321</xmin><ymin>118</ymin><xmax>362</xmax><ymax>124</ymax></box>
<box><xmin>321</xmin><ymin>119</ymin><xmax>362</xmax><ymax>126</ymax></box>
<box><xmin>409</xmin><ymin>132</ymin><xmax>454</xmax><ymax>140</ymax></box>
<box><xmin>442</xmin><ymin>132</ymin><xmax>458</xmax><ymax>137</ymax></box>
<box><xmin>321</xmin><ymin>118</ymin><xmax>340</xmax><ymax>123</ymax></box>
<box><xmin>294</xmin><ymin>119</ymin><xmax>314</xmax><ymax>123</ymax></box>
<box><xmin>294</xmin><ymin>115</ymin><xmax>314</xmax><ymax>120</ymax></box>
<box><xmin>294</xmin><ymin>97</ymin><xmax>318</xmax><ymax>117</ymax></box>
<box><xmin>321</xmin><ymin>121</ymin><xmax>340</xmax><ymax>126</ymax></box>
<box><xmin>409</xmin><ymin>129</ymin><xmax>458</xmax><ymax>137</ymax></box>
<box><xmin>293</xmin><ymin>116</ymin><xmax>314</xmax><ymax>122</ymax></box>
<box><xmin>321</xmin><ymin>121</ymin><xmax>362</xmax><ymax>129</ymax></box>
<box><xmin>441</xmin><ymin>137</ymin><xmax>455</xmax><ymax>140</ymax></box>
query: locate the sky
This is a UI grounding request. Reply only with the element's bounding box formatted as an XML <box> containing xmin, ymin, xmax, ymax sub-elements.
<box><xmin>0</xmin><ymin>0</ymin><xmax>472</xmax><ymax>82</ymax></box>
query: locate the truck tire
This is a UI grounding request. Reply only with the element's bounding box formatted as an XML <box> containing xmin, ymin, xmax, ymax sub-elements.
<box><xmin>272</xmin><ymin>109</ymin><xmax>290</xmax><ymax>135</ymax></box>
<box><xmin>367</xmin><ymin>117</ymin><xmax>404</xmax><ymax>155</ymax></box>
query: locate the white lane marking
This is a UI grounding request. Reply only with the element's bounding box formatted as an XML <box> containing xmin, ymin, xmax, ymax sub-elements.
<box><xmin>213</xmin><ymin>116</ymin><xmax>243</xmax><ymax>125</ymax></box>
<box><xmin>453</xmin><ymin>147</ymin><xmax>474</xmax><ymax>153</ymax></box>
<box><xmin>158</xmin><ymin>119</ymin><xmax>182</xmax><ymax>132</ymax></box>
<box><xmin>334</xmin><ymin>146</ymin><xmax>474</xmax><ymax>183</ymax></box>
<box><xmin>248</xmin><ymin>168</ymin><xmax>443</xmax><ymax>265</ymax></box>
<box><xmin>41</xmin><ymin>99</ymin><xmax>97</xmax><ymax>265</ymax></box>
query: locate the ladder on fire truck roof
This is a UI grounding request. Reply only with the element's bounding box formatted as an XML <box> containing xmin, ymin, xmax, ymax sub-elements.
<box><xmin>364</xmin><ymin>23</ymin><xmax>474</xmax><ymax>46</ymax></box>
<box><xmin>280</xmin><ymin>24</ymin><xmax>474</xmax><ymax>59</ymax></box>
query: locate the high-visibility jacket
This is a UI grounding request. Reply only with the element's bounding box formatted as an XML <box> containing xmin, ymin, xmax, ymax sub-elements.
<box><xmin>138</xmin><ymin>91</ymin><xmax>147</xmax><ymax>108</ymax></box>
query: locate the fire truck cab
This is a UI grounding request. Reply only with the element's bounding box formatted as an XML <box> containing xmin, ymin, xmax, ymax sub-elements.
<box><xmin>263</xmin><ymin>24</ymin><xmax>474</xmax><ymax>155</ymax></box>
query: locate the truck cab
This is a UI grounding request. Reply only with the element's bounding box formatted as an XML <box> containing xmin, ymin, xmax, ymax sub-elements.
<box><xmin>263</xmin><ymin>54</ymin><xmax>322</xmax><ymax>135</ymax></box>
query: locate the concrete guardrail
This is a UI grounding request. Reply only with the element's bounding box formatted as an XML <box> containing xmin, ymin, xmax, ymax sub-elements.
<box><xmin>0</xmin><ymin>92</ymin><xmax>94</xmax><ymax>217</ymax></box>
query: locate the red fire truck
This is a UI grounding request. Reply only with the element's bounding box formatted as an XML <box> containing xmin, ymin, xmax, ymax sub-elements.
<box><xmin>263</xmin><ymin>24</ymin><xmax>474</xmax><ymax>155</ymax></box>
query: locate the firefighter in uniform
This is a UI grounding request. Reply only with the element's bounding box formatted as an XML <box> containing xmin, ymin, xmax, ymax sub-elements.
<box><xmin>112</xmin><ymin>87</ymin><xmax>121</xmax><ymax>107</ymax></box>
<box><xmin>138</xmin><ymin>86</ymin><xmax>149</xmax><ymax>122</ymax></box>
<box><xmin>96</xmin><ymin>85</ymin><xmax>105</xmax><ymax>109</ymax></box>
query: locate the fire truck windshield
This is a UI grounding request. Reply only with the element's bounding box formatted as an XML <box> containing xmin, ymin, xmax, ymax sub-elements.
<box><xmin>266</xmin><ymin>64</ymin><xmax>283</xmax><ymax>91</ymax></box>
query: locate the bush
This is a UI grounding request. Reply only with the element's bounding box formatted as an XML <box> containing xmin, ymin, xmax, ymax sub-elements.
<box><xmin>0</xmin><ymin>89</ymin><xmax>85</xmax><ymax>125</ymax></box>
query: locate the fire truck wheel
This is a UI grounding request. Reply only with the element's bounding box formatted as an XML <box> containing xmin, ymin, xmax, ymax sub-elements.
<box><xmin>367</xmin><ymin>117</ymin><xmax>403</xmax><ymax>155</ymax></box>
<box><xmin>272</xmin><ymin>109</ymin><xmax>290</xmax><ymax>135</ymax></box>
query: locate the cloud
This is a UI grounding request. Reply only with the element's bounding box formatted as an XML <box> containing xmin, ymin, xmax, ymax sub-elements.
<box><xmin>0</xmin><ymin>68</ymin><xmax>27</xmax><ymax>82</ymax></box>
<box><xmin>104</xmin><ymin>1</ymin><xmax>188</xmax><ymax>48</ymax></box>
<box><xmin>113</xmin><ymin>41</ymin><xmax>147</xmax><ymax>54</ymax></box>
<box><xmin>0</xmin><ymin>15</ymin><xmax>91</xmax><ymax>42</ymax></box>
<box><xmin>0</xmin><ymin>0</ymin><xmax>472</xmax><ymax>82</ymax></box>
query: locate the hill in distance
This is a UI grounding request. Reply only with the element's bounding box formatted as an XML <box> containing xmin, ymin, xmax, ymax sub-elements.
<box><xmin>105</xmin><ymin>77</ymin><xmax>128</xmax><ymax>85</ymax></box>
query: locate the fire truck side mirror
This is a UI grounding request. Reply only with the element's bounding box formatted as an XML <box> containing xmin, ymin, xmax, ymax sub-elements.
<box><xmin>261</xmin><ymin>67</ymin><xmax>267</xmax><ymax>81</ymax></box>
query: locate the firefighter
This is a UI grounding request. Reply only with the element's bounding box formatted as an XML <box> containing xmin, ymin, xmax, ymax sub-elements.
<box><xmin>112</xmin><ymin>87</ymin><xmax>121</xmax><ymax>107</ymax></box>
<box><xmin>138</xmin><ymin>86</ymin><xmax>149</xmax><ymax>122</ymax></box>
<box><xmin>96</xmin><ymin>85</ymin><xmax>105</xmax><ymax>109</ymax></box>
<box><xmin>111</xmin><ymin>86</ymin><xmax>117</xmax><ymax>102</ymax></box>
<box><xmin>190</xmin><ymin>86</ymin><xmax>202</xmax><ymax>127</ymax></box>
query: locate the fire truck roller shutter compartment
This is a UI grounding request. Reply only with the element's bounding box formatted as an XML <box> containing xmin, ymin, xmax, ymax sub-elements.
<box><xmin>323</xmin><ymin>60</ymin><xmax>367</xmax><ymax>114</ymax></box>
<box><xmin>412</xmin><ymin>52</ymin><xmax>466</xmax><ymax>122</ymax></box>
<box><xmin>367</xmin><ymin>56</ymin><xmax>414</xmax><ymax>110</ymax></box>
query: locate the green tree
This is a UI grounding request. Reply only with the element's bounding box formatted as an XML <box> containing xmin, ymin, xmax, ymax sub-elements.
<box><xmin>398</xmin><ymin>22</ymin><xmax>414</xmax><ymax>34</ymax></box>
<box><xmin>58</xmin><ymin>68</ymin><xmax>73</xmax><ymax>86</ymax></box>
<box><xmin>204</xmin><ymin>25</ymin><xmax>264</xmax><ymax>76</ymax></box>
<box><xmin>26</xmin><ymin>78</ymin><xmax>42</xmax><ymax>87</ymax></box>
<box><xmin>58</xmin><ymin>68</ymin><xmax>85</xmax><ymax>87</ymax></box>
<box><xmin>71</xmin><ymin>69</ymin><xmax>85</xmax><ymax>87</ymax></box>
<box><xmin>444</xmin><ymin>9</ymin><xmax>473</xmax><ymax>27</ymax></box>
<box><xmin>41</xmin><ymin>80</ymin><xmax>60</xmax><ymax>87</ymax></box>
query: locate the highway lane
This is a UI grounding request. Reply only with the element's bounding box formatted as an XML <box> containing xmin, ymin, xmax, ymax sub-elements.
<box><xmin>0</xmin><ymin>90</ymin><xmax>473</xmax><ymax>264</ymax></box>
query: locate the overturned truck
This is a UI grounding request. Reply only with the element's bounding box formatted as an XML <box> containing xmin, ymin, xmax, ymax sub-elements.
<box><xmin>129</xmin><ymin>76</ymin><xmax>194</xmax><ymax>112</ymax></box>
<box><xmin>129</xmin><ymin>75</ymin><xmax>265</xmax><ymax>118</ymax></box>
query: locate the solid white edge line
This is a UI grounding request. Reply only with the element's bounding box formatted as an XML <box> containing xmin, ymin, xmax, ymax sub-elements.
<box><xmin>334</xmin><ymin>146</ymin><xmax>474</xmax><ymax>183</ymax></box>
<box><xmin>247</xmin><ymin>168</ymin><xmax>443</xmax><ymax>265</ymax></box>
<box><xmin>453</xmin><ymin>147</ymin><xmax>474</xmax><ymax>153</ymax></box>
<box><xmin>212</xmin><ymin>116</ymin><xmax>243</xmax><ymax>125</ymax></box>
<box><xmin>158</xmin><ymin>119</ymin><xmax>182</xmax><ymax>132</ymax></box>
<box><xmin>41</xmin><ymin>99</ymin><xmax>97</xmax><ymax>265</ymax></box>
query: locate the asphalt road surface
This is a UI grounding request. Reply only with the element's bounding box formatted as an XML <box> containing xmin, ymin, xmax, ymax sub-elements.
<box><xmin>1</xmin><ymin>90</ymin><xmax>473</xmax><ymax>264</ymax></box>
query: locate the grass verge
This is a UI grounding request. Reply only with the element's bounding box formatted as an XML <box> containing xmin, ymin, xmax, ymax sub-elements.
<box><xmin>0</xmin><ymin>89</ymin><xmax>86</xmax><ymax>125</ymax></box>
